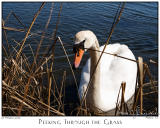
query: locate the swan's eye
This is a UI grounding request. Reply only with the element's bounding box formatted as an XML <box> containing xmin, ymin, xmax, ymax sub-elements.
<box><xmin>79</xmin><ymin>40</ymin><xmax>85</xmax><ymax>49</ymax></box>
<box><xmin>73</xmin><ymin>39</ymin><xmax>85</xmax><ymax>55</ymax></box>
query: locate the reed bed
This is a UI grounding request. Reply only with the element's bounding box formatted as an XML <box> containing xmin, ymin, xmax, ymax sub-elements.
<box><xmin>2</xmin><ymin>2</ymin><xmax>158</xmax><ymax>116</ymax></box>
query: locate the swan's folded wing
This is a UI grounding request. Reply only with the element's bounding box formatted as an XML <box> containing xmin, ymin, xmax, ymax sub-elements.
<box><xmin>100</xmin><ymin>44</ymin><xmax>137</xmax><ymax>102</ymax></box>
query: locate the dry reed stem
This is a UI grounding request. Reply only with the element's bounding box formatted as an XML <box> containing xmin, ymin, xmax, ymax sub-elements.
<box><xmin>143</xmin><ymin>91</ymin><xmax>158</xmax><ymax>96</ymax></box>
<box><xmin>3</xmin><ymin>25</ymin><xmax>54</xmax><ymax>40</ymax></box>
<box><xmin>144</xmin><ymin>64</ymin><xmax>155</xmax><ymax>87</ymax></box>
<box><xmin>12</xmin><ymin>11</ymin><xmax>27</xmax><ymax>29</ymax></box>
<box><xmin>6</xmin><ymin>58</ymin><xmax>18</xmax><ymax>87</ymax></box>
<box><xmin>132</xmin><ymin>86</ymin><xmax>140</xmax><ymax>114</ymax></box>
<box><xmin>46</xmin><ymin>60</ymin><xmax>61</xmax><ymax>110</ymax></box>
<box><xmin>3</xmin><ymin>11</ymin><xmax>12</xmax><ymax>25</ymax></box>
<box><xmin>80</xmin><ymin>2</ymin><xmax>126</xmax><ymax>107</ymax></box>
<box><xmin>2</xmin><ymin>44</ymin><xmax>8</xmax><ymax>58</ymax></box>
<box><xmin>2</xmin><ymin>26</ymin><xmax>25</xmax><ymax>32</ymax></box>
<box><xmin>47</xmin><ymin>63</ymin><xmax>53</xmax><ymax>116</ymax></box>
<box><xmin>17</xmin><ymin>77</ymin><xmax>31</xmax><ymax>116</ymax></box>
<box><xmin>115</xmin><ymin>87</ymin><xmax>122</xmax><ymax>115</ymax></box>
<box><xmin>3</xmin><ymin>81</ymin><xmax>42</xmax><ymax>115</ymax></box>
<box><xmin>39</xmin><ymin>3</ymin><xmax>62</xmax><ymax>66</ymax></box>
<box><xmin>11</xmin><ymin>42</ymin><xmax>20</xmax><ymax>54</ymax></box>
<box><xmin>138</xmin><ymin>57</ymin><xmax>143</xmax><ymax>115</ymax></box>
<box><xmin>3</xmin><ymin>10</ymin><xmax>26</xmax><ymax>29</ymax></box>
<box><xmin>149</xmin><ymin>59</ymin><xmax>158</xmax><ymax>65</ymax></box>
<box><xmin>11</xmin><ymin>95</ymin><xmax>40</xmax><ymax>114</ymax></box>
<box><xmin>60</xmin><ymin>71</ymin><xmax>66</xmax><ymax>113</ymax></box>
<box><xmin>132</xmin><ymin>57</ymin><xmax>144</xmax><ymax>115</ymax></box>
<box><xmin>84</xmin><ymin>98</ymin><xmax>88</xmax><ymax>115</ymax></box>
<box><xmin>3</xmin><ymin>80</ymin><xmax>65</xmax><ymax>116</ymax></box>
<box><xmin>38</xmin><ymin>99</ymin><xmax>65</xmax><ymax>116</ymax></box>
<box><xmin>35</xmin><ymin>54</ymin><xmax>53</xmax><ymax>73</ymax></box>
<box><xmin>2</xmin><ymin>106</ymin><xmax>18</xmax><ymax>115</ymax></box>
<box><xmin>143</xmin><ymin>81</ymin><xmax>157</xmax><ymax>87</ymax></box>
<box><xmin>16</xmin><ymin>2</ymin><xmax>45</xmax><ymax>60</ymax></box>
<box><xmin>57</xmin><ymin>71</ymin><xmax>65</xmax><ymax>111</ymax></box>
<box><xmin>51</xmin><ymin>3</ymin><xmax>63</xmax><ymax>41</ymax></box>
<box><xmin>19</xmin><ymin>53</ymin><xmax>32</xmax><ymax>73</ymax></box>
<box><xmin>11</xmin><ymin>58</ymin><xmax>37</xmax><ymax>82</ymax></box>
<box><xmin>2</xmin><ymin>3</ymin><xmax>66</xmax><ymax>116</ymax></box>
<box><xmin>120</xmin><ymin>82</ymin><xmax>126</xmax><ymax>112</ymax></box>
<box><xmin>2</xmin><ymin>24</ymin><xmax>11</xmax><ymax>55</ymax></box>
<box><xmin>3</xmin><ymin>67</ymin><xmax>26</xmax><ymax>89</ymax></box>
<box><xmin>2</xmin><ymin>19</ymin><xmax>4</xmax><ymax>26</ymax></box>
<box><xmin>58</xmin><ymin>37</ymin><xmax>80</xmax><ymax>101</ymax></box>
<box><xmin>115</xmin><ymin>81</ymin><xmax>127</xmax><ymax>115</ymax></box>
<box><xmin>2</xmin><ymin>24</ymin><xmax>70</xmax><ymax>42</ymax></box>
<box><xmin>53</xmin><ymin>73</ymin><xmax>56</xmax><ymax>105</ymax></box>
<box><xmin>51</xmin><ymin>73</ymin><xmax>64</xmax><ymax>108</ymax></box>
<box><xmin>3</xmin><ymin>29</ymin><xmax>10</xmax><ymax>52</ymax></box>
<box><xmin>49</xmin><ymin>3</ymin><xmax>63</xmax><ymax>54</ymax></box>
<box><xmin>28</xmin><ymin>44</ymin><xmax>35</xmax><ymax>59</ymax></box>
<box><xmin>52</xmin><ymin>73</ymin><xmax>60</xmax><ymax>97</ymax></box>
<box><xmin>33</xmin><ymin>3</ymin><xmax>54</xmax><ymax>69</ymax></box>
<box><xmin>87</xmin><ymin>48</ymin><xmax>137</xmax><ymax>63</ymax></box>
<box><xmin>86</xmin><ymin>48</ymin><xmax>157</xmax><ymax>66</ymax></box>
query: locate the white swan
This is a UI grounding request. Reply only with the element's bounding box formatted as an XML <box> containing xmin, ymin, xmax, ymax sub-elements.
<box><xmin>73</xmin><ymin>30</ymin><xmax>137</xmax><ymax>113</ymax></box>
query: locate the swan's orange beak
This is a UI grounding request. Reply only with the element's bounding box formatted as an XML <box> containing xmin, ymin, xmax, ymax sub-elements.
<box><xmin>73</xmin><ymin>49</ymin><xmax>84</xmax><ymax>69</ymax></box>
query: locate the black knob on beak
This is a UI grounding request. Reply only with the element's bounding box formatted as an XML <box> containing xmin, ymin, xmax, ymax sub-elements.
<box><xmin>72</xmin><ymin>64</ymin><xmax>76</xmax><ymax>70</ymax></box>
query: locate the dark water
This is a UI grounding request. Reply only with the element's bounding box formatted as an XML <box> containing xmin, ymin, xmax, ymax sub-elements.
<box><xmin>2</xmin><ymin>2</ymin><xmax>158</xmax><ymax>80</ymax></box>
<box><xmin>2</xmin><ymin>2</ymin><xmax>158</xmax><ymax>114</ymax></box>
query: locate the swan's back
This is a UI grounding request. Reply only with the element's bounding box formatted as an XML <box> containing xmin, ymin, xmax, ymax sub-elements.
<box><xmin>79</xmin><ymin>43</ymin><xmax>137</xmax><ymax>111</ymax></box>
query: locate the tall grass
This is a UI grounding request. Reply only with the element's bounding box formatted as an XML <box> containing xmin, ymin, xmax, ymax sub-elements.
<box><xmin>2</xmin><ymin>2</ymin><xmax>158</xmax><ymax>116</ymax></box>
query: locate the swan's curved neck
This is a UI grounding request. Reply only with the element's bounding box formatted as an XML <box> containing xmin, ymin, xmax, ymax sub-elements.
<box><xmin>87</xmin><ymin>39</ymin><xmax>101</xmax><ymax>109</ymax></box>
<box><xmin>89</xmin><ymin>39</ymin><xmax>100</xmax><ymax>75</ymax></box>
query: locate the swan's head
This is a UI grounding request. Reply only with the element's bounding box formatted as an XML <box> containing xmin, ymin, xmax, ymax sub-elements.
<box><xmin>72</xmin><ymin>30</ymin><xmax>97</xmax><ymax>69</ymax></box>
